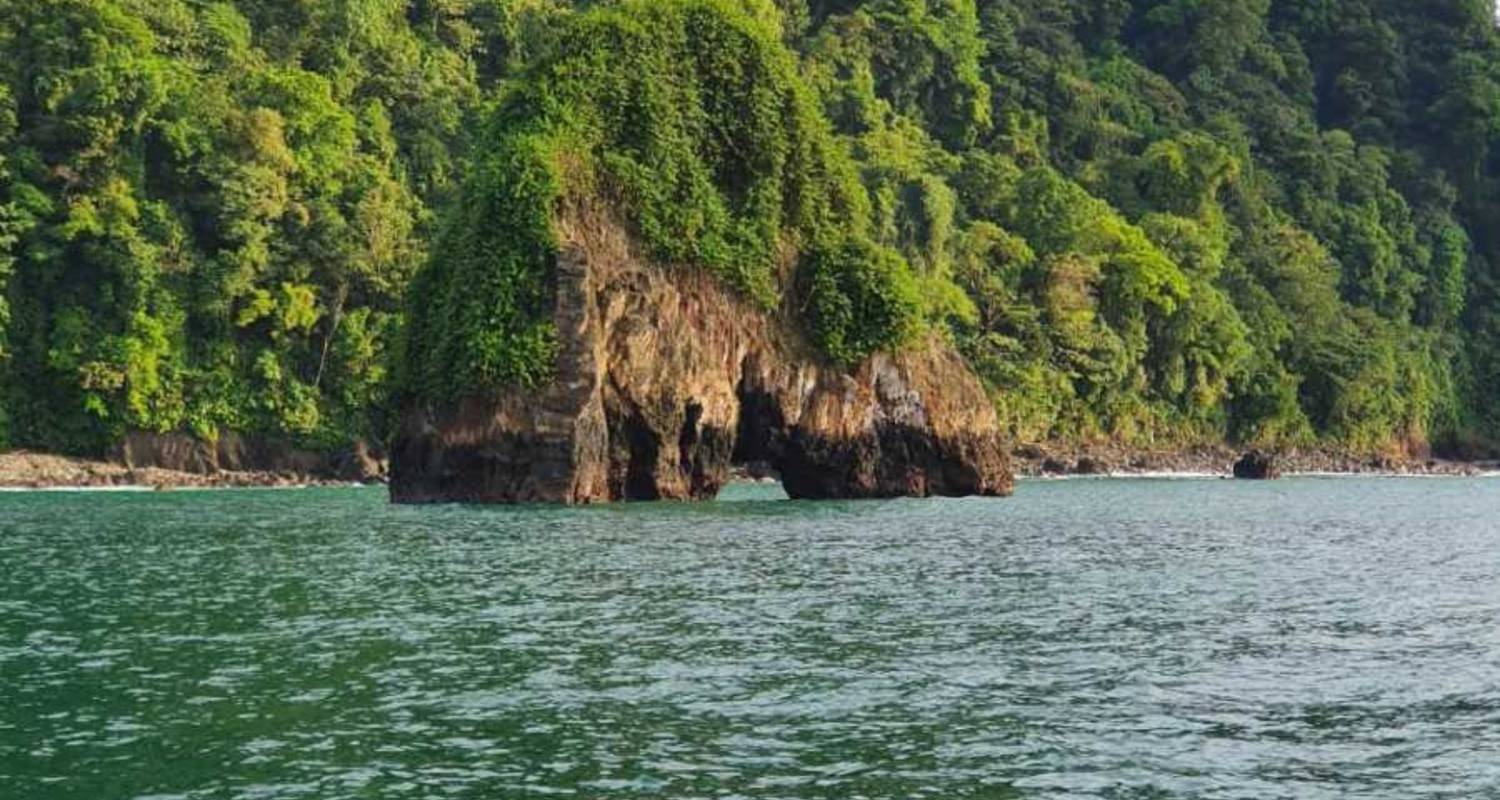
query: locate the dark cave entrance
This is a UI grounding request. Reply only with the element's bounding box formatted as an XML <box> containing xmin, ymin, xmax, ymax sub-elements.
<box><xmin>607</xmin><ymin>378</ymin><xmax>792</xmax><ymax>502</ymax></box>
<box><xmin>621</xmin><ymin>408</ymin><xmax>663</xmax><ymax>501</ymax></box>
<box><xmin>728</xmin><ymin>379</ymin><xmax>787</xmax><ymax>484</ymax></box>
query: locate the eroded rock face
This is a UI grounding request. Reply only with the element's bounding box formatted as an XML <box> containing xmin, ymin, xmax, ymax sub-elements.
<box><xmin>390</xmin><ymin>210</ymin><xmax>1012</xmax><ymax>504</ymax></box>
<box><xmin>113</xmin><ymin>431</ymin><xmax>388</xmax><ymax>483</ymax></box>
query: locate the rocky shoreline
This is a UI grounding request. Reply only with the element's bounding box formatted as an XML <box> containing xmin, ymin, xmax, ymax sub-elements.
<box><xmin>1008</xmin><ymin>442</ymin><xmax>1498</xmax><ymax>478</ymax></box>
<box><xmin>3</xmin><ymin>440</ymin><xmax>1495</xmax><ymax>492</ymax></box>
<box><xmin>0</xmin><ymin>430</ymin><xmax>393</xmax><ymax>491</ymax></box>
<box><xmin>0</xmin><ymin>450</ymin><xmax>377</xmax><ymax>491</ymax></box>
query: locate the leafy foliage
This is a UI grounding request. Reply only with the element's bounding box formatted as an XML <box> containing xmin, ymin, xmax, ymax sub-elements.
<box><xmin>802</xmin><ymin>236</ymin><xmax>922</xmax><ymax>365</ymax></box>
<box><xmin>4</xmin><ymin>0</ymin><xmax>1500</xmax><ymax>456</ymax></box>
<box><xmin>0</xmin><ymin>0</ymin><xmax>476</xmax><ymax>452</ymax></box>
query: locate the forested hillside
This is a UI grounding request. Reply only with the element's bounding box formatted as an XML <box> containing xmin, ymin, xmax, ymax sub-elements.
<box><xmin>3</xmin><ymin>0</ymin><xmax>1499</xmax><ymax>458</ymax></box>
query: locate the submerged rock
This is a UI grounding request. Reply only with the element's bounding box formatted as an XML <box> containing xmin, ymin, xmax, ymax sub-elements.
<box><xmin>1233</xmin><ymin>450</ymin><xmax>1282</xmax><ymax>480</ymax></box>
<box><xmin>391</xmin><ymin>208</ymin><xmax>1013</xmax><ymax>504</ymax></box>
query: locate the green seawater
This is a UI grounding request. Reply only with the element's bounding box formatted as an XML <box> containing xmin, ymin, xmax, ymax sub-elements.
<box><xmin>2</xmin><ymin>478</ymin><xmax>1498</xmax><ymax>799</ymax></box>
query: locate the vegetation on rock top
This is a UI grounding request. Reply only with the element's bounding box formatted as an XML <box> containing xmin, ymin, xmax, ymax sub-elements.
<box><xmin>402</xmin><ymin>0</ymin><xmax>927</xmax><ymax>398</ymax></box>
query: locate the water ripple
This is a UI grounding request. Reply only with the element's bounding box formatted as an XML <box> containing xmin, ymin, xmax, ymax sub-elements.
<box><xmin>1</xmin><ymin>479</ymin><xmax>1498</xmax><ymax>798</ymax></box>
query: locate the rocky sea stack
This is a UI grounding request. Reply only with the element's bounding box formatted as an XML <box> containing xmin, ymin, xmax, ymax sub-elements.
<box><xmin>389</xmin><ymin>1</ymin><xmax>1011</xmax><ymax>504</ymax></box>
<box><xmin>390</xmin><ymin>206</ymin><xmax>1012</xmax><ymax>504</ymax></box>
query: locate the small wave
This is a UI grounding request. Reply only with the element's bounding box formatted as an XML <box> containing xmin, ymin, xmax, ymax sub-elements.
<box><xmin>1022</xmin><ymin>471</ymin><xmax>1226</xmax><ymax>481</ymax></box>
<box><xmin>1286</xmin><ymin>470</ymin><xmax>1500</xmax><ymax>479</ymax></box>
<box><xmin>0</xmin><ymin>483</ymin><xmax>340</xmax><ymax>494</ymax></box>
<box><xmin>0</xmin><ymin>485</ymin><xmax>156</xmax><ymax>493</ymax></box>
<box><xmin>1023</xmin><ymin>470</ymin><xmax>1500</xmax><ymax>481</ymax></box>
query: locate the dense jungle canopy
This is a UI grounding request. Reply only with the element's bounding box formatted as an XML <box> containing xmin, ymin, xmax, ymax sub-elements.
<box><xmin>3</xmin><ymin>0</ymin><xmax>1500</xmax><ymax>456</ymax></box>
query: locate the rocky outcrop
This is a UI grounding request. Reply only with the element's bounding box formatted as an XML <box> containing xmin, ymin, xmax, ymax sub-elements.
<box><xmin>390</xmin><ymin>207</ymin><xmax>1013</xmax><ymax>504</ymax></box>
<box><xmin>1011</xmin><ymin>441</ymin><xmax>1495</xmax><ymax>477</ymax></box>
<box><xmin>0</xmin><ymin>450</ymin><xmax>353</xmax><ymax>489</ymax></box>
<box><xmin>113</xmin><ymin>431</ymin><xmax>388</xmax><ymax>483</ymax></box>
<box><xmin>1233</xmin><ymin>450</ymin><xmax>1282</xmax><ymax>480</ymax></box>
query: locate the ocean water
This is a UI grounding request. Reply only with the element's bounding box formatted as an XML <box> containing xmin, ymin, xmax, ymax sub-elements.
<box><xmin>1</xmin><ymin>478</ymin><xmax>1498</xmax><ymax>799</ymax></box>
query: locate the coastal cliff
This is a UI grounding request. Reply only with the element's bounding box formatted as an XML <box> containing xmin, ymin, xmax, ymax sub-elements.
<box><xmin>390</xmin><ymin>210</ymin><xmax>1012</xmax><ymax>504</ymax></box>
